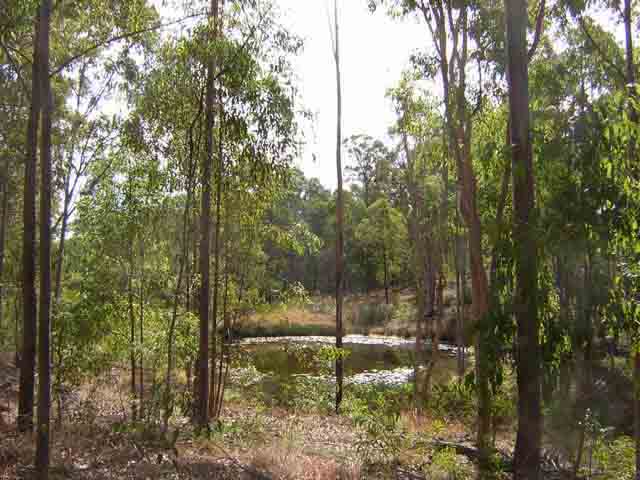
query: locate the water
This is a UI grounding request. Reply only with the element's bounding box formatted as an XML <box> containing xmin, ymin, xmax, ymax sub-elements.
<box><xmin>234</xmin><ymin>335</ymin><xmax>462</xmax><ymax>388</ymax></box>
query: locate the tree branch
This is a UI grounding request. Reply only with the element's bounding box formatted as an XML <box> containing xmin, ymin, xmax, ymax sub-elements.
<box><xmin>50</xmin><ymin>12</ymin><xmax>207</xmax><ymax>77</ymax></box>
<box><xmin>576</xmin><ymin>15</ymin><xmax>626</xmax><ymax>81</ymax></box>
<box><xmin>527</xmin><ymin>0</ymin><xmax>546</xmax><ymax>62</ymax></box>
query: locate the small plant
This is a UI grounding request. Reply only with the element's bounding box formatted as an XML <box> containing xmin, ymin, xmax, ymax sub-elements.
<box><xmin>592</xmin><ymin>435</ymin><xmax>634</xmax><ymax>480</ymax></box>
<box><xmin>349</xmin><ymin>384</ymin><xmax>411</xmax><ymax>466</ymax></box>
<box><xmin>428</xmin><ymin>379</ymin><xmax>476</xmax><ymax>422</ymax></box>
<box><xmin>427</xmin><ymin>447</ymin><xmax>473</xmax><ymax>480</ymax></box>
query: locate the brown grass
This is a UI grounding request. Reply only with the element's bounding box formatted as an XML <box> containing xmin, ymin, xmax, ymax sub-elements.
<box><xmin>251</xmin><ymin>442</ymin><xmax>361</xmax><ymax>480</ymax></box>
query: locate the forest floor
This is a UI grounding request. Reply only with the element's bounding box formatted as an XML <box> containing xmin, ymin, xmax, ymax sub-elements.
<box><xmin>0</xmin><ymin>352</ymin><xmax>507</xmax><ymax>480</ymax></box>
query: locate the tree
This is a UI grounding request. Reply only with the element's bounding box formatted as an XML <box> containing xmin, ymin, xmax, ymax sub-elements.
<box><xmin>355</xmin><ymin>198</ymin><xmax>408</xmax><ymax>304</ymax></box>
<box><xmin>196</xmin><ymin>0</ymin><xmax>219</xmax><ymax>428</ymax></box>
<box><xmin>329</xmin><ymin>0</ymin><xmax>345</xmax><ymax>413</ymax></box>
<box><xmin>35</xmin><ymin>0</ymin><xmax>53</xmax><ymax>476</ymax></box>
<box><xmin>506</xmin><ymin>0</ymin><xmax>541</xmax><ymax>477</ymax></box>
<box><xmin>17</xmin><ymin>0</ymin><xmax>41</xmax><ymax>434</ymax></box>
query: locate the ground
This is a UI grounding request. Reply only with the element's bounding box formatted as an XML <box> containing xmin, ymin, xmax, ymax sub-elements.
<box><xmin>0</xmin><ymin>350</ymin><xmax>491</xmax><ymax>480</ymax></box>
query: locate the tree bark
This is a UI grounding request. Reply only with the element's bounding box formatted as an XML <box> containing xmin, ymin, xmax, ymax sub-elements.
<box><xmin>138</xmin><ymin>242</ymin><xmax>145</xmax><ymax>419</ymax></box>
<box><xmin>332</xmin><ymin>0</ymin><xmax>345</xmax><ymax>414</ymax></box>
<box><xmin>35</xmin><ymin>0</ymin><xmax>53</xmax><ymax>476</ymax></box>
<box><xmin>506</xmin><ymin>0</ymin><xmax>541</xmax><ymax>476</ymax></box>
<box><xmin>18</xmin><ymin>5</ymin><xmax>42</xmax><ymax>434</ymax></box>
<box><xmin>209</xmin><ymin>96</ymin><xmax>225</xmax><ymax>420</ymax></box>
<box><xmin>53</xmin><ymin>176</ymin><xmax>71</xmax><ymax>307</ymax></box>
<box><xmin>128</xmin><ymin>243</ymin><xmax>137</xmax><ymax>420</ymax></box>
<box><xmin>197</xmin><ymin>0</ymin><xmax>219</xmax><ymax>428</ymax></box>
<box><xmin>0</xmin><ymin>155</ymin><xmax>9</xmax><ymax>333</ymax></box>
<box><xmin>383</xmin><ymin>247</ymin><xmax>389</xmax><ymax>305</ymax></box>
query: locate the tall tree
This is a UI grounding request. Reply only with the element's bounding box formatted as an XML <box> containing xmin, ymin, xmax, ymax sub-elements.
<box><xmin>196</xmin><ymin>0</ymin><xmax>219</xmax><ymax>428</ymax></box>
<box><xmin>18</xmin><ymin>0</ymin><xmax>41</xmax><ymax>434</ymax></box>
<box><xmin>35</xmin><ymin>0</ymin><xmax>53</xmax><ymax>476</ymax></box>
<box><xmin>506</xmin><ymin>0</ymin><xmax>540</xmax><ymax>477</ymax></box>
<box><xmin>330</xmin><ymin>0</ymin><xmax>345</xmax><ymax>413</ymax></box>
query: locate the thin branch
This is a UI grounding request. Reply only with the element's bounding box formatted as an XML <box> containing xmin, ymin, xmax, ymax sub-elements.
<box><xmin>527</xmin><ymin>0</ymin><xmax>546</xmax><ymax>62</ymax></box>
<box><xmin>51</xmin><ymin>12</ymin><xmax>207</xmax><ymax>77</ymax></box>
<box><xmin>576</xmin><ymin>15</ymin><xmax>626</xmax><ymax>81</ymax></box>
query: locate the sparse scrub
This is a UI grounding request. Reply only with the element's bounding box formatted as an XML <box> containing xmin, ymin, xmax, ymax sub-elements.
<box><xmin>427</xmin><ymin>447</ymin><xmax>473</xmax><ymax>480</ymax></box>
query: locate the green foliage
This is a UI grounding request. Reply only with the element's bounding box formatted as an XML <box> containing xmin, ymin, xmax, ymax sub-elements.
<box><xmin>427</xmin><ymin>447</ymin><xmax>473</xmax><ymax>480</ymax></box>
<box><xmin>428</xmin><ymin>380</ymin><xmax>477</xmax><ymax>423</ymax></box>
<box><xmin>355</xmin><ymin>198</ymin><xmax>408</xmax><ymax>286</ymax></box>
<box><xmin>592</xmin><ymin>436</ymin><xmax>634</xmax><ymax>480</ymax></box>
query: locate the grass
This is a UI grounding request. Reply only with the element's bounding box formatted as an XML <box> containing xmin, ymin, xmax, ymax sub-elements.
<box><xmin>233</xmin><ymin>288</ymin><xmax>472</xmax><ymax>342</ymax></box>
<box><xmin>232</xmin><ymin>306</ymin><xmax>336</xmax><ymax>338</ymax></box>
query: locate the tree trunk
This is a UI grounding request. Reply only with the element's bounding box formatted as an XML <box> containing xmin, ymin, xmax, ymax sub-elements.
<box><xmin>332</xmin><ymin>0</ymin><xmax>345</xmax><ymax>414</ymax></box>
<box><xmin>164</xmin><ymin>125</ymin><xmax>196</xmax><ymax>430</ymax></box>
<box><xmin>18</xmin><ymin>5</ymin><xmax>42</xmax><ymax>434</ymax></box>
<box><xmin>383</xmin><ymin>247</ymin><xmax>389</xmax><ymax>305</ymax></box>
<box><xmin>197</xmin><ymin>0</ymin><xmax>219</xmax><ymax>428</ymax></box>
<box><xmin>506</xmin><ymin>0</ymin><xmax>541</xmax><ymax>476</ymax></box>
<box><xmin>128</xmin><ymin>245</ymin><xmax>137</xmax><ymax>420</ymax></box>
<box><xmin>209</xmin><ymin>96</ymin><xmax>225</xmax><ymax>420</ymax></box>
<box><xmin>0</xmin><ymin>155</ymin><xmax>9</xmax><ymax>333</ymax></box>
<box><xmin>139</xmin><ymin>242</ymin><xmax>145</xmax><ymax>419</ymax></box>
<box><xmin>35</xmin><ymin>0</ymin><xmax>53</xmax><ymax>476</ymax></box>
<box><xmin>53</xmin><ymin>178</ymin><xmax>71</xmax><ymax>308</ymax></box>
<box><xmin>454</xmin><ymin>196</ymin><xmax>467</xmax><ymax>378</ymax></box>
<box><xmin>436</xmin><ymin>1</ymin><xmax>492</xmax><ymax>464</ymax></box>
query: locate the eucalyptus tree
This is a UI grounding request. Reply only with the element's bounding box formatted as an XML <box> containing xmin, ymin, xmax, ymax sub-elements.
<box><xmin>355</xmin><ymin>198</ymin><xmax>408</xmax><ymax>304</ymax></box>
<box><xmin>329</xmin><ymin>0</ymin><xmax>345</xmax><ymax>413</ymax></box>
<box><xmin>386</xmin><ymin>75</ymin><xmax>455</xmax><ymax>402</ymax></box>
<box><xmin>35</xmin><ymin>1</ymin><xmax>53</xmax><ymax>475</ymax></box>
<box><xmin>369</xmin><ymin>0</ymin><xmax>495</xmax><ymax>461</ymax></box>
<box><xmin>9</xmin><ymin>0</ymin><xmax>158</xmax><ymax>436</ymax></box>
<box><xmin>505</xmin><ymin>0</ymin><xmax>541</xmax><ymax>475</ymax></box>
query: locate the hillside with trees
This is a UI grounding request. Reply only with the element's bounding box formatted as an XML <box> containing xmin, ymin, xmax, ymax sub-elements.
<box><xmin>1</xmin><ymin>0</ymin><xmax>640</xmax><ymax>478</ymax></box>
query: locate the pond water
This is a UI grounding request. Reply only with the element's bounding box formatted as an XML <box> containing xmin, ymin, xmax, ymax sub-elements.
<box><xmin>234</xmin><ymin>335</ymin><xmax>463</xmax><ymax>388</ymax></box>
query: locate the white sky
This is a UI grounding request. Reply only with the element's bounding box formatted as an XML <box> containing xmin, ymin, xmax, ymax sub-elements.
<box><xmin>275</xmin><ymin>1</ymin><xmax>426</xmax><ymax>189</ymax></box>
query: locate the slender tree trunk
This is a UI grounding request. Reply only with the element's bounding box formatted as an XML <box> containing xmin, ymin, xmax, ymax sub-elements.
<box><xmin>18</xmin><ymin>6</ymin><xmax>42</xmax><ymax>434</ymax></box>
<box><xmin>506</xmin><ymin>0</ymin><xmax>541</xmax><ymax>476</ymax></box>
<box><xmin>197</xmin><ymin>0</ymin><xmax>219</xmax><ymax>428</ymax></box>
<box><xmin>209</xmin><ymin>100</ymin><xmax>224</xmax><ymax>420</ymax></box>
<box><xmin>35</xmin><ymin>0</ymin><xmax>53</xmax><ymax>475</ymax></box>
<box><xmin>15</xmin><ymin>290</ymin><xmax>21</xmax><ymax>366</ymax></box>
<box><xmin>332</xmin><ymin>0</ymin><xmax>345</xmax><ymax>414</ymax></box>
<box><xmin>164</xmin><ymin>129</ymin><xmax>196</xmax><ymax>430</ymax></box>
<box><xmin>139</xmin><ymin>242</ymin><xmax>145</xmax><ymax>419</ymax></box>
<box><xmin>128</xmin><ymin>246</ymin><xmax>137</xmax><ymax>420</ymax></box>
<box><xmin>438</xmin><ymin>2</ymin><xmax>492</xmax><ymax>464</ymax></box>
<box><xmin>454</xmin><ymin>208</ymin><xmax>466</xmax><ymax>377</ymax></box>
<box><xmin>0</xmin><ymin>156</ymin><xmax>9</xmax><ymax>333</ymax></box>
<box><xmin>383</xmin><ymin>247</ymin><xmax>389</xmax><ymax>305</ymax></box>
<box><xmin>53</xmin><ymin>179</ymin><xmax>71</xmax><ymax>307</ymax></box>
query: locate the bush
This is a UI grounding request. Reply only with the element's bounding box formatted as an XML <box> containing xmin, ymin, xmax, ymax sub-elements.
<box><xmin>350</xmin><ymin>303</ymin><xmax>392</xmax><ymax>333</ymax></box>
<box><xmin>390</xmin><ymin>302</ymin><xmax>416</xmax><ymax>324</ymax></box>
<box><xmin>593</xmin><ymin>435</ymin><xmax>634</xmax><ymax>480</ymax></box>
<box><xmin>428</xmin><ymin>380</ymin><xmax>476</xmax><ymax>422</ymax></box>
<box><xmin>427</xmin><ymin>447</ymin><xmax>473</xmax><ymax>479</ymax></box>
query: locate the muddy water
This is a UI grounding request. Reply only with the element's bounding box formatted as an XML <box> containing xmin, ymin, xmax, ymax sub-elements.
<box><xmin>236</xmin><ymin>335</ymin><xmax>464</xmax><ymax>387</ymax></box>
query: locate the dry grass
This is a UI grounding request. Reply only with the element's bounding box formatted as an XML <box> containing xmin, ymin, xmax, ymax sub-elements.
<box><xmin>252</xmin><ymin>307</ymin><xmax>335</xmax><ymax>329</ymax></box>
<box><xmin>251</xmin><ymin>441</ymin><xmax>361</xmax><ymax>480</ymax></box>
